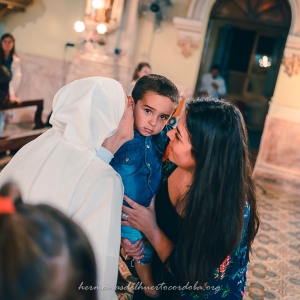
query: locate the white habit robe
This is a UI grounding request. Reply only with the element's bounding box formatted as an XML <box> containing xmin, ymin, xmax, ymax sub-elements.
<box><xmin>0</xmin><ymin>76</ymin><xmax>126</xmax><ymax>300</ymax></box>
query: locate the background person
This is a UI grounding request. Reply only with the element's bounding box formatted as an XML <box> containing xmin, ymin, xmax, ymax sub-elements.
<box><xmin>0</xmin><ymin>33</ymin><xmax>22</xmax><ymax>102</ymax></box>
<box><xmin>0</xmin><ymin>65</ymin><xmax>11</xmax><ymax>137</ymax></box>
<box><xmin>0</xmin><ymin>194</ymin><xmax>97</xmax><ymax>300</ymax></box>
<box><xmin>0</xmin><ymin>76</ymin><xmax>135</xmax><ymax>300</ymax></box>
<box><xmin>121</xmin><ymin>98</ymin><xmax>260</xmax><ymax>299</ymax></box>
<box><xmin>199</xmin><ymin>64</ymin><xmax>226</xmax><ymax>98</ymax></box>
<box><xmin>127</xmin><ymin>62</ymin><xmax>151</xmax><ymax>95</ymax></box>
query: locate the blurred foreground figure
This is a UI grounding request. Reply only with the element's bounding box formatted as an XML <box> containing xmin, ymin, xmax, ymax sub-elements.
<box><xmin>0</xmin><ymin>183</ymin><xmax>97</xmax><ymax>300</ymax></box>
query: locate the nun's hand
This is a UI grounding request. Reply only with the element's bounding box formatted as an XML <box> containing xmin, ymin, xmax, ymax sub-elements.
<box><xmin>121</xmin><ymin>195</ymin><xmax>157</xmax><ymax>237</ymax></box>
<box><xmin>121</xmin><ymin>238</ymin><xmax>145</xmax><ymax>261</ymax></box>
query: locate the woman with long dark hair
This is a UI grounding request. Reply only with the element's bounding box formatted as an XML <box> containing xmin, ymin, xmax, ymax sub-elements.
<box><xmin>121</xmin><ymin>98</ymin><xmax>260</xmax><ymax>299</ymax></box>
<box><xmin>0</xmin><ymin>33</ymin><xmax>22</xmax><ymax>100</ymax></box>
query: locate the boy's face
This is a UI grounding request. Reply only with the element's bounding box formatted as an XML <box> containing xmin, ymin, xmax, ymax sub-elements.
<box><xmin>133</xmin><ymin>91</ymin><xmax>176</xmax><ymax>136</ymax></box>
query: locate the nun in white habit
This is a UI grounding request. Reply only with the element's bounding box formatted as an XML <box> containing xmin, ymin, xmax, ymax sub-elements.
<box><xmin>0</xmin><ymin>76</ymin><xmax>134</xmax><ymax>300</ymax></box>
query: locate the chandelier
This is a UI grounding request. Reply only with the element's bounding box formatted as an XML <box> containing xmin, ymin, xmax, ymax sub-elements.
<box><xmin>74</xmin><ymin>0</ymin><xmax>118</xmax><ymax>45</ymax></box>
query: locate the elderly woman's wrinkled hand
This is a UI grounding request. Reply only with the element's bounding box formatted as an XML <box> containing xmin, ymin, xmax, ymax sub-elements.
<box><xmin>121</xmin><ymin>238</ymin><xmax>145</xmax><ymax>261</ymax></box>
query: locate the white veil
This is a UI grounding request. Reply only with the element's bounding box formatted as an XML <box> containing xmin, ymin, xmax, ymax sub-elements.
<box><xmin>0</xmin><ymin>77</ymin><xmax>126</xmax><ymax>299</ymax></box>
<box><xmin>0</xmin><ymin>76</ymin><xmax>124</xmax><ymax>203</ymax></box>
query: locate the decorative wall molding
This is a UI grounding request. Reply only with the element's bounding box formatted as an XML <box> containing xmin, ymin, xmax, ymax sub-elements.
<box><xmin>282</xmin><ymin>54</ymin><xmax>300</xmax><ymax>76</ymax></box>
<box><xmin>177</xmin><ymin>36</ymin><xmax>199</xmax><ymax>58</ymax></box>
<box><xmin>281</xmin><ymin>35</ymin><xmax>300</xmax><ymax>76</ymax></box>
<box><xmin>173</xmin><ymin>17</ymin><xmax>203</xmax><ymax>57</ymax></box>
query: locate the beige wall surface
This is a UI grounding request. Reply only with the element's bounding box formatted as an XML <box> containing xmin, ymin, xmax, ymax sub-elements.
<box><xmin>3</xmin><ymin>0</ymin><xmax>86</xmax><ymax>61</ymax></box>
<box><xmin>272</xmin><ymin>65</ymin><xmax>300</xmax><ymax>110</ymax></box>
<box><xmin>133</xmin><ymin>1</ymin><xmax>202</xmax><ymax>96</ymax></box>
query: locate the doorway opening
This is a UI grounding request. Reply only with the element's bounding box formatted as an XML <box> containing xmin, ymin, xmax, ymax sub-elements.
<box><xmin>195</xmin><ymin>0</ymin><xmax>291</xmax><ymax>154</ymax></box>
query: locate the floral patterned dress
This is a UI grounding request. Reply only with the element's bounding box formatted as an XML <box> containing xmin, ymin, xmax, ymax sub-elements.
<box><xmin>161</xmin><ymin>160</ymin><xmax>251</xmax><ymax>299</ymax></box>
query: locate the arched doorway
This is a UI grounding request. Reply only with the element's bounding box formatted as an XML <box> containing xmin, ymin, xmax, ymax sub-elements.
<box><xmin>195</xmin><ymin>0</ymin><xmax>291</xmax><ymax>149</ymax></box>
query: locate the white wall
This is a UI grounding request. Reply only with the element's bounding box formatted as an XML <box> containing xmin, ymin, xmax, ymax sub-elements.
<box><xmin>272</xmin><ymin>65</ymin><xmax>300</xmax><ymax>109</ymax></box>
<box><xmin>3</xmin><ymin>0</ymin><xmax>86</xmax><ymax>61</ymax></box>
<box><xmin>133</xmin><ymin>1</ymin><xmax>201</xmax><ymax>97</ymax></box>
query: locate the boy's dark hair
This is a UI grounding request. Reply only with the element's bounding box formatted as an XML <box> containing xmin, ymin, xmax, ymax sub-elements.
<box><xmin>132</xmin><ymin>74</ymin><xmax>180</xmax><ymax>105</ymax></box>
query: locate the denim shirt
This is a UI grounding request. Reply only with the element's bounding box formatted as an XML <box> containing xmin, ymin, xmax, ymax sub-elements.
<box><xmin>110</xmin><ymin>126</ymin><xmax>170</xmax><ymax>207</ymax></box>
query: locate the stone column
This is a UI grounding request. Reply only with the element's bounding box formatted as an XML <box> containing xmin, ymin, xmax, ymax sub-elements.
<box><xmin>253</xmin><ymin>34</ymin><xmax>300</xmax><ymax>196</ymax></box>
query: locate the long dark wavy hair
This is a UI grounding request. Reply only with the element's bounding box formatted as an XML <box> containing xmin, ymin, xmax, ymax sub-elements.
<box><xmin>0</xmin><ymin>33</ymin><xmax>16</xmax><ymax>66</ymax></box>
<box><xmin>132</xmin><ymin>62</ymin><xmax>151</xmax><ymax>81</ymax></box>
<box><xmin>176</xmin><ymin>98</ymin><xmax>259</xmax><ymax>292</ymax></box>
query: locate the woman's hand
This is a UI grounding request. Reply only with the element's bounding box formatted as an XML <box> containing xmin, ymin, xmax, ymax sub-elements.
<box><xmin>121</xmin><ymin>195</ymin><xmax>157</xmax><ymax>237</ymax></box>
<box><xmin>121</xmin><ymin>238</ymin><xmax>145</xmax><ymax>261</ymax></box>
<box><xmin>122</xmin><ymin>196</ymin><xmax>175</xmax><ymax>264</ymax></box>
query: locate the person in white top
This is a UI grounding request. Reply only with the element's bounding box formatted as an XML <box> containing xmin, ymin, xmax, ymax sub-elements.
<box><xmin>0</xmin><ymin>76</ymin><xmax>135</xmax><ymax>300</ymax></box>
<box><xmin>199</xmin><ymin>64</ymin><xmax>226</xmax><ymax>99</ymax></box>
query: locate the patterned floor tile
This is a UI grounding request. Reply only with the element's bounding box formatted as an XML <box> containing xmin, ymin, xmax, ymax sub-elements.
<box><xmin>244</xmin><ymin>188</ymin><xmax>300</xmax><ymax>300</ymax></box>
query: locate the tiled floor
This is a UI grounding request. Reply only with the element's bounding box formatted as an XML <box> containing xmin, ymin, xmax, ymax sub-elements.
<box><xmin>118</xmin><ymin>186</ymin><xmax>300</xmax><ymax>300</ymax></box>
<box><xmin>244</xmin><ymin>187</ymin><xmax>300</xmax><ymax>300</ymax></box>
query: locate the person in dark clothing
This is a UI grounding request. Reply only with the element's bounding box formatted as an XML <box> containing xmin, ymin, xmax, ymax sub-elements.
<box><xmin>121</xmin><ymin>98</ymin><xmax>260</xmax><ymax>299</ymax></box>
<box><xmin>0</xmin><ymin>65</ymin><xmax>11</xmax><ymax>137</ymax></box>
<box><xmin>0</xmin><ymin>65</ymin><xmax>11</xmax><ymax>104</ymax></box>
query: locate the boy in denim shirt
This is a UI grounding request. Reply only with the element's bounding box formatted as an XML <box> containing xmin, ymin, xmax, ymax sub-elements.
<box><xmin>110</xmin><ymin>74</ymin><xmax>179</xmax><ymax>297</ymax></box>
